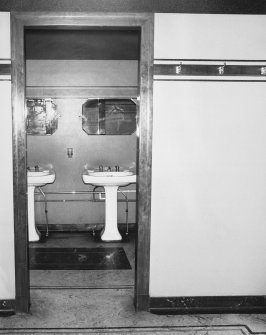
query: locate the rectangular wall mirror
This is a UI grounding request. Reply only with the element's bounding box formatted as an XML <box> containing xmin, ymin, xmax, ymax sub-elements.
<box><xmin>82</xmin><ymin>98</ymin><xmax>137</xmax><ymax>135</ymax></box>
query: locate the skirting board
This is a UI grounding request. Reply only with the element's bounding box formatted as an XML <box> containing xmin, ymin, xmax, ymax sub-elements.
<box><xmin>0</xmin><ymin>300</ymin><xmax>15</xmax><ymax>316</ymax></box>
<box><xmin>37</xmin><ymin>223</ymin><xmax>135</xmax><ymax>232</ymax></box>
<box><xmin>149</xmin><ymin>296</ymin><xmax>266</xmax><ymax>314</ymax></box>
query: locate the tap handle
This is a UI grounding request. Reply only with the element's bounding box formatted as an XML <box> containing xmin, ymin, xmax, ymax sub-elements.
<box><xmin>115</xmin><ymin>165</ymin><xmax>120</xmax><ymax>172</ymax></box>
<box><xmin>99</xmin><ymin>165</ymin><xmax>103</xmax><ymax>172</ymax></box>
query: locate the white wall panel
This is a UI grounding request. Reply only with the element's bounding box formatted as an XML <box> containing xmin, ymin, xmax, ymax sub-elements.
<box><xmin>0</xmin><ymin>81</ymin><xmax>15</xmax><ymax>299</ymax></box>
<box><xmin>150</xmin><ymin>81</ymin><xmax>266</xmax><ymax>296</ymax></box>
<box><xmin>154</xmin><ymin>14</ymin><xmax>266</xmax><ymax>60</ymax></box>
<box><xmin>0</xmin><ymin>11</ymin><xmax>14</xmax><ymax>300</ymax></box>
<box><xmin>26</xmin><ymin>60</ymin><xmax>138</xmax><ymax>87</ymax></box>
<box><xmin>0</xmin><ymin>12</ymin><xmax>10</xmax><ymax>59</ymax></box>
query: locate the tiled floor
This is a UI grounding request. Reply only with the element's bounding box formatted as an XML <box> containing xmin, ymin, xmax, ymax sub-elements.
<box><xmin>1</xmin><ymin>288</ymin><xmax>266</xmax><ymax>334</ymax></box>
<box><xmin>29</xmin><ymin>231</ymin><xmax>135</xmax><ymax>288</ymax></box>
<box><xmin>2</xmin><ymin>232</ymin><xmax>266</xmax><ymax>334</ymax></box>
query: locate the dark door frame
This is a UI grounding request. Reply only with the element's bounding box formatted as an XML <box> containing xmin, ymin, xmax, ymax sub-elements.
<box><xmin>11</xmin><ymin>12</ymin><xmax>154</xmax><ymax>313</ymax></box>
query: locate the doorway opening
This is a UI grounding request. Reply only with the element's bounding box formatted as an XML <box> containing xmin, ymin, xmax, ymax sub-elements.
<box><xmin>25</xmin><ymin>27</ymin><xmax>139</xmax><ymax>290</ymax></box>
<box><xmin>11</xmin><ymin>13</ymin><xmax>153</xmax><ymax>313</ymax></box>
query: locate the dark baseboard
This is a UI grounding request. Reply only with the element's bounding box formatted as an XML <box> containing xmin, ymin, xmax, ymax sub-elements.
<box><xmin>0</xmin><ymin>300</ymin><xmax>15</xmax><ymax>316</ymax></box>
<box><xmin>37</xmin><ymin>223</ymin><xmax>135</xmax><ymax>233</ymax></box>
<box><xmin>149</xmin><ymin>296</ymin><xmax>266</xmax><ymax>314</ymax></box>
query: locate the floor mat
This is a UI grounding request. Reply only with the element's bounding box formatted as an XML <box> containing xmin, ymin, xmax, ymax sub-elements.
<box><xmin>29</xmin><ymin>247</ymin><xmax>131</xmax><ymax>270</ymax></box>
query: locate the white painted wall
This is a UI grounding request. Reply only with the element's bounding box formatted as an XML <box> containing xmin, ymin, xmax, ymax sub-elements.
<box><xmin>0</xmin><ymin>81</ymin><xmax>15</xmax><ymax>299</ymax></box>
<box><xmin>0</xmin><ymin>12</ymin><xmax>10</xmax><ymax>59</ymax></box>
<box><xmin>26</xmin><ymin>60</ymin><xmax>138</xmax><ymax>87</ymax></box>
<box><xmin>0</xmin><ymin>11</ymin><xmax>15</xmax><ymax>300</ymax></box>
<box><xmin>154</xmin><ymin>14</ymin><xmax>266</xmax><ymax>60</ymax></box>
<box><xmin>150</xmin><ymin>14</ymin><xmax>266</xmax><ymax>297</ymax></box>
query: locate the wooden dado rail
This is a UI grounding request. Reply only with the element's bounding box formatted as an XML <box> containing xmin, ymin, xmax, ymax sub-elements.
<box><xmin>4</xmin><ymin>60</ymin><xmax>266</xmax><ymax>81</ymax></box>
<box><xmin>0</xmin><ymin>61</ymin><xmax>11</xmax><ymax>80</ymax></box>
<box><xmin>154</xmin><ymin>59</ymin><xmax>266</xmax><ymax>81</ymax></box>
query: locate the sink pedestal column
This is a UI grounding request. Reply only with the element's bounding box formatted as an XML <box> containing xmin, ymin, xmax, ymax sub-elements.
<box><xmin>28</xmin><ymin>185</ymin><xmax>41</xmax><ymax>242</ymax></box>
<box><xmin>101</xmin><ymin>185</ymin><xmax>122</xmax><ymax>241</ymax></box>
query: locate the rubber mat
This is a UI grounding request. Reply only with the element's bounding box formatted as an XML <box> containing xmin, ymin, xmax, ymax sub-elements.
<box><xmin>29</xmin><ymin>247</ymin><xmax>131</xmax><ymax>270</ymax></box>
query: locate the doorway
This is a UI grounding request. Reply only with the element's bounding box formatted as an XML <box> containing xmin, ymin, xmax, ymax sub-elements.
<box><xmin>26</xmin><ymin>27</ymin><xmax>139</xmax><ymax>291</ymax></box>
<box><xmin>11</xmin><ymin>12</ymin><xmax>153</xmax><ymax>313</ymax></box>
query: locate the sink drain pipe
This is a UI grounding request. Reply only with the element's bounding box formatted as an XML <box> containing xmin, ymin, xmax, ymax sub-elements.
<box><xmin>118</xmin><ymin>188</ymin><xmax>129</xmax><ymax>236</ymax></box>
<box><xmin>37</xmin><ymin>187</ymin><xmax>49</xmax><ymax>237</ymax></box>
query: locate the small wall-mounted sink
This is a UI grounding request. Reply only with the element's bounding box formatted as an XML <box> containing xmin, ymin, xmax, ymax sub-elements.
<box><xmin>83</xmin><ymin>170</ymin><xmax>136</xmax><ymax>187</ymax></box>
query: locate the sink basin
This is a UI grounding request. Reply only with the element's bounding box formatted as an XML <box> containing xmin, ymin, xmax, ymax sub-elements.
<box><xmin>27</xmin><ymin>170</ymin><xmax>50</xmax><ymax>177</ymax></box>
<box><xmin>88</xmin><ymin>171</ymin><xmax>132</xmax><ymax>177</ymax></box>
<box><xmin>83</xmin><ymin>170</ymin><xmax>136</xmax><ymax>187</ymax></box>
<box><xmin>27</xmin><ymin>171</ymin><xmax>55</xmax><ymax>241</ymax></box>
<box><xmin>27</xmin><ymin>170</ymin><xmax>55</xmax><ymax>187</ymax></box>
<box><xmin>82</xmin><ymin>170</ymin><xmax>136</xmax><ymax>241</ymax></box>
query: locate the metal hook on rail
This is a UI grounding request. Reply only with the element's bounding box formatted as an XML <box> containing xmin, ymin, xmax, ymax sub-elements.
<box><xmin>175</xmin><ymin>62</ymin><xmax>182</xmax><ymax>74</ymax></box>
<box><xmin>218</xmin><ymin>62</ymin><xmax>226</xmax><ymax>75</ymax></box>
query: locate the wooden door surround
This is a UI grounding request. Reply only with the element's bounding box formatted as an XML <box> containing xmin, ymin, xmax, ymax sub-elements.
<box><xmin>11</xmin><ymin>12</ymin><xmax>154</xmax><ymax>313</ymax></box>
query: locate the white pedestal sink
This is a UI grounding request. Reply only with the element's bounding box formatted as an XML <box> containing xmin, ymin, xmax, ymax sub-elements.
<box><xmin>27</xmin><ymin>171</ymin><xmax>55</xmax><ymax>242</ymax></box>
<box><xmin>82</xmin><ymin>171</ymin><xmax>136</xmax><ymax>241</ymax></box>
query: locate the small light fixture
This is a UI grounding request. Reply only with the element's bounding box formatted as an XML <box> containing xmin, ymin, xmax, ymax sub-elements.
<box><xmin>67</xmin><ymin>148</ymin><xmax>73</xmax><ymax>158</ymax></box>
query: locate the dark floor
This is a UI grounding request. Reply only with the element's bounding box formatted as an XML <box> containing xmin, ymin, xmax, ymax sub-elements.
<box><xmin>29</xmin><ymin>231</ymin><xmax>135</xmax><ymax>289</ymax></box>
